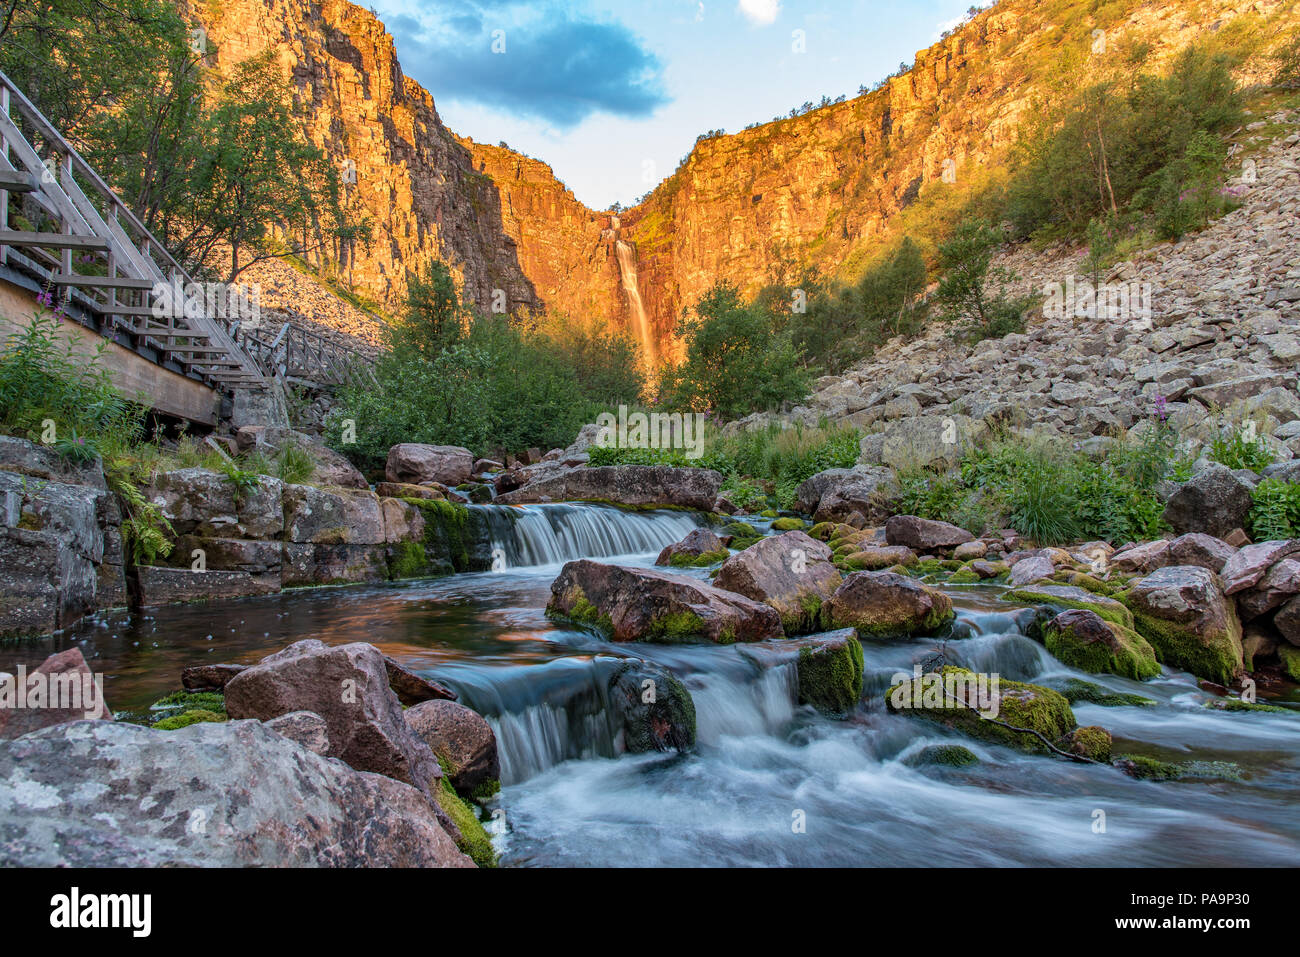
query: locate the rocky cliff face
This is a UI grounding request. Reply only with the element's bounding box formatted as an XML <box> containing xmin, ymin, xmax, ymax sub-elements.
<box><xmin>194</xmin><ymin>0</ymin><xmax>1289</xmax><ymax>357</ymax></box>
<box><xmin>192</xmin><ymin>0</ymin><xmax>540</xmax><ymax>318</ymax></box>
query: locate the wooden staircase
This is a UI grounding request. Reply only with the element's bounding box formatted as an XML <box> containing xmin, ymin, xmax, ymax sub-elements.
<box><xmin>0</xmin><ymin>70</ymin><xmax>267</xmax><ymax>391</ymax></box>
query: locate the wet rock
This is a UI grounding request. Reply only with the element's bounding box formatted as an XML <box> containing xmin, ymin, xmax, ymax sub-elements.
<box><xmin>265</xmin><ymin>710</ymin><xmax>330</xmax><ymax>755</ymax></box>
<box><xmin>1161</xmin><ymin>464</ymin><xmax>1255</xmax><ymax>539</ymax></box>
<box><xmin>385</xmin><ymin>444</ymin><xmax>474</xmax><ymax>487</ymax></box>
<box><xmin>1060</xmin><ymin>725</ymin><xmax>1112</xmax><ymax>763</ymax></box>
<box><xmin>498</xmin><ymin>465</ymin><xmax>723</xmax><ymax>510</ymax></box>
<box><xmin>1003</xmin><ymin>584</ymin><xmax>1135</xmax><ymax>630</ymax></box>
<box><xmin>840</xmin><ymin>544</ymin><xmax>918</xmax><ymax>570</ymax></box>
<box><xmin>0</xmin><ymin>720</ymin><xmax>471</xmax><ymax>867</ymax></box>
<box><xmin>904</xmin><ymin>744</ymin><xmax>980</xmax><ymax>768</ymax></box>
<box><xmin>406</xmin><ymin>700</ymin><xmax>500</xmax><ymax>793</ymax></box>
<box><xmin>1040</xmin><ymin>609</ymin><xmax>1160</xmax><ymax>681</ymax></box>
<box><xmin>547</xmin><ymin>559</ymin><xmax>783</xmax><ymax>643</ymax></box>
<box><xmin>135</xmin><ymin>565</ymin><xmax>281</xmax><ymax>605</ymax></box>
<box><xmin>384</xmin><ymin>656</ymin><xmax>458</xmax><ymax>705</ymax></box>
<box><xmin>606</xmin><ymin>659</ymin><xmax>697</xmax><ymax>753</ymax></box>
<box><xmin>822</xmin><ymin>571</ymin><xmax>953</xmax><ymax>639</ymax></box>
<box><xmin>885</xmin><ymin>515</ymin><xmax>975</xmax><ymax>551</ymax></box>
<box><xmin>224</xmin><ymin>640</ymin><xmax>444</xmax><ymax>795</ymax></box>
<box><xmin>182</xmin><ymin>663</ymin><xmax>247</xmax><ymax>691</ymax></box>
<box><xmin>713</xmin><ymin>531</ymin><xmax>842</xmax><ymax>634</ymax></box>
<box><xmin>283</xmin><ymin>485</ymin><xmax>385</xmax><ymax>545</ymax></box>
<box><xmin>739</xmin><ymin>629</ymin><xmax>864</xmax><ymax>715</ymax></box>
<box><xmin>886</xmin><ymin>667</ymin><xmax>1077</xmax><ymax>755</ymax></box>
<box><xmin>0</xmin><ymin>648</ymin><xmax>111</xmax><ymax>739</ymax></box>
<box><xmin>1124</xmin><ymin>565</ymin><xmax>1244</xmax><ymax>685</ymax></box>
<box><xmin>655</xmin><ymin>527</ymin><xmax>727</xmax><ymax>566</ymax></box>
<box><xmin>380</xmin><ymin>497</ymin><xmax>426</xmax><ymax>544</ymax></box>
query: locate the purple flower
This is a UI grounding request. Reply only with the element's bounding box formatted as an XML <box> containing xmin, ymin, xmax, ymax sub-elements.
<box><xmin>1153</xmin><ymin>394</ymin><xmax>1168</xmax><ymax>423</ymax></box>
<box><xmin>36</xmin><ymin>290</ymin><xmax>53</xmax><ymax>308</ymax></box>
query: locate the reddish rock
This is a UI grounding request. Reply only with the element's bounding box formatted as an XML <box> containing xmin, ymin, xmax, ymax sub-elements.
<box><xmin>655</xmin><ymin>527</ymin><xmax>727</xmax><ymax>566</ymax></box>
<box><xmin>0</xmin><ymin>648</ymin><xmax>112</xmax><ymax>739</ymax></box>
<box><xmin>713</xmin><ymin>531</ymin><xmax>842</xmax><ymax>633</ymax></box>
<box><xmin>885</xmin><ymin>515</ymin><xmax>974</xmax><ymax>551</ymax></box>
<box><xmin>406</xmin><ymin>700</ymin><xmax>499</xmax><ymax>794</ymax></box>
<box><xmin>181</xmin><ymin>663</ymin><xmax>247</xmax><ymax>691</ymax></box>
<box><xmin>547</xmin><ymin>560</ymin><xmax>783</xmax><ymax>643</ymax></box>
<box><xmin>383</xmin><ymin>656</ymin><xmax>457</xmax><ymax>705</ymax></box>
<box><xmin>385</xmin><ymin>444</ymin><xmax>474</xmax><ymax>486</ymax></box>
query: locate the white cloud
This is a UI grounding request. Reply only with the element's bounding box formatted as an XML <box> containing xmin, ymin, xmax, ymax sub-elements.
<box><xmin>737</xmin><ymin>0</ymin><xmax>780</xmax><ymax>27</ymax></box>
<box><xmin>932</xmin><ymin>16</ymin><xmax>963</xmax><ymax>40</ymax></box>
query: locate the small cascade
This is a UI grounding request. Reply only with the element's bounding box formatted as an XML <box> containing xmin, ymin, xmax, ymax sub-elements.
<box><xmin>609</xmin><ymin>215</ymin><xmax>658</xmax><ymax>368</ymax></box>
<box><xmin>471</xmin><ymin>503</ymin><xmax>700</xmax><ymax>569</ymax></box>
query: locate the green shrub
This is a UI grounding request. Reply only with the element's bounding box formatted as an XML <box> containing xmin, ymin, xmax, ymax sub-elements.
<box><xmin>1209</xmin><ymin>424</ymin><xmax>1275</xmax><ymax>472</ymax></box>
<box><xmin>1250</xmin><ymin>480</ymin><xmax>1300</xmax><ymax>540</ymax></box>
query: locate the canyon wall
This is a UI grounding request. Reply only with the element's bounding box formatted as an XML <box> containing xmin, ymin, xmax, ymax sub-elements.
<box><xmin>193</xmin><ymin>0</ymin><xmax>1291</xmax><ymax>357</ymax></box>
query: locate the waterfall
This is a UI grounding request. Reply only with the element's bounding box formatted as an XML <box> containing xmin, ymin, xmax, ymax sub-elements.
<box><xmin>471</xmin><ymin>503</ymin><xmax>702</xmax><ymax>569</ymax></box>
<box><xmin>610</xmin><ymin>215</ymin><xmax>658</xmax><ymax>367</ymax></box>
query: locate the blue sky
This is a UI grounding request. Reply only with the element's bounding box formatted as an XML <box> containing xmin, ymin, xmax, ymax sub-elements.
<box><xmin>371</xmin><ymin>0</ymin><xmax>977</xmax><ymax>209</ymax></box>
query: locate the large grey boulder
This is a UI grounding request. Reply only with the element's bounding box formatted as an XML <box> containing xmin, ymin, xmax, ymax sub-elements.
<box><xmin>224</xmin><ymin>640</ymin><xmax>443</xmax><ymax>796</ymax></box>
<box><xmin>0</xmin><ymin>720</ymin><xmax>472</xmax><ymax>867</ymax></box>
<box><xmin>385</xmin><ymin>444</ymin><xmax>474</xmax><ymax>486</ymax></box>
<box><xmin>822</xmin><ymin>571</ymin><xmax>954</xmax><ymax>639</ymax></box>
<box><xmin>282</xmin><ymin>485</ymin><xmax>385</xmax><ymax>545</ymax></box>
<box><xmin>656</xmin><ymin>527</ymin><xmax>726</xmax><ymax>566</ymax></box>
<box><xmin>713</xmin><ymin>531</ymin><xmax>842</xmax><ymax>634</ymax></box>
<box><xmin>866</xmin><ymin>414</ymin><xmax>987</xmax><ymax>470</ymax></box>
<box><xmin>885</xmin><ymin>515</ymin><xmax>975</xmax><ymax>551</ymax></box>
<box><xmin>1161</xmin><ymin>464</ymin><xmax>1254</xmax><ymax>538</ymax></box>
<box><xmin>144</xmin><ymin>468</ymin><xmax>283</xmax><ymax>539</ymax></box>
<box><xmin>0</xmin><ymin>648</ymin><xmax>112</xmax><ymax>739</ymax></box>
<box><xmin>808</xmin><ymin>466</ymin><xmax>900</xmax><ymax>523</ymax></box>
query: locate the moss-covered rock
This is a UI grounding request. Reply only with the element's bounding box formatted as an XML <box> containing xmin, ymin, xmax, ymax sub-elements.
<box><xmin>1040</xmin><ymin>609</ymin><xmax>1161</xmax><ymax>681</ymax></box>
<box><xmin>152</xmin><ymin>689</ymin><xmax>226</xmax><ymax>715</ymax></box>
<box><xmin>725</xmin><ymin>521</ymin><xmax>758</xmax><ymax>538</ymax></box>
<box><xmin>1114</xmin><ymin>755</ymin><xmax>1242</xmax><ymax>782</ymax></box>
<box><xmin>904</xmin><ymin>744</ymin><xmax>979</xmax><ymax>768</ymax></box>
<box><xmin>795</xmin><ymin>630</ymin><xmax>864</xmax><ymax>715</ymax></box>
<box><xmin>1059</xmin><ymin>725</ymin><xmax>1112</xmax><ymax>762</ymax></box>
<box><xmin>1054</xmin><ymin>678</ymin><xmax>1157</xmax><ymax>708</ymax></box>
<box><xmin>1004</xmin><ymin>584</ymin><xmax>1135</xmax><ymax>630</ymax></box>
<box><xmin>886</xmin><ymin>667</ymin><xmax>1077</xmax><ymax>756</ymax></box>
<box><xmin>824</xmin><ymin>571</ymin><xmax>954</xmax><ymax>639</ymax></box>
<box><xmin>608</xmin><ymin>659</ymin><xmax>697</xmax><ymax>752</ymax></box>
<box><xmin>1123</xmin><ymin>565</ymin><xmax>1244</xmax><ymax>685</ymax></box>
<box><xmin>771</xmin><ymin>517</ymin><xmax>807</xmax><ymax>531</ymax></box>
<box><xmin>433</xmin><ymin>760</ymin><xmax>497</xmax><ymax>867</ymax></box>
<box><xmin>1203</xmin><ymin>697</ymin><xmax>1292</xmax><ymax>714</ymax></box>
<box><xmin>1279</xmin><ymin>644</ymin><xmax>1300</xmax><ymax>683</ymax></box>
<box><xmin>153</xmin><ymin>709</ymin><xmax>225</xmax><ymax>730</ymax></box>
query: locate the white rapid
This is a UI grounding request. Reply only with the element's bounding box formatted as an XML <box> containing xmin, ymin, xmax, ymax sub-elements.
<box><xmin>472</xmin><ymin>503</ymin><xmax>701</xmax><ymax>568</ymax></box>
<box><xmin>610</xmin><ymin>215</ymin><xmax>658</xmax><ymax>368</ymax></box>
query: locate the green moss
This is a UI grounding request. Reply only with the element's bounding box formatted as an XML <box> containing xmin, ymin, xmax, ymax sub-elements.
<box><xmin>1204</xmin><ymin>698</ymin><xmax>1292</xmax><ymax>714</ymax></box>
<box><xmin>725</xmin><ymin>521</ymin><xmax>758</xmax><ymax>538</ymax></box>
<box><xmin>1061</xmin><ymin>725</ymin><xmax>1112</xmax><ymax>762</ymax></box>
<box><xmin>904</xmin><ymin>744</ymin><xmax>979</xmax><ymax>768</ymax></box>
<box><xmin>669</xmin><ymin>549</ymin><xmax>729</xmax><ymax>567</ymax></box>
<box><xmin>1004</xmin><ymin>585</ymin><xmax>1135</xmax><ymax>630</ymax></box>
<box><xmin>809</xmin><ymin>522</ymin><xmax>837</xmax><ymax>541</ymax></box>
<box><xmin>759</xmin><ymin>509</ymin><xmax>779</xmax><ymax>518</ymax></box>
<box><xmin>388</xmin><ymin>541</ymin><xmax>432</xmax><ymax>580</ymax></box>
<box><xmin>1041</xmin><ymin>617</ymin><xmax>1161</xmax><ymax>681</ymax></box>
<box><xmin>152</xmin><ymin>690</ymin><xmax>226</xmax><ymax>714</ymax></box>
<box><xmin>551</xmin><ymin>587</ymin><xmax>615</xmax><ymax>636</ymax></box>
<box><xmin>471</xmin><ymin>778</ymin><xmax>502</xmax><ymax>801</ymax></box>
<box><xmin>797</xmin><ymin>634</ymin><xmax>864</xmax><ymax>715</ymax></box>
<box><xmin>1279</xmin><ymin>645</ymin><xmax>1300</xmax><ymax>682</ymax></box>
<box><xmin>771</xmin><ymin>517</ymin><xmax>806</xmax><ymax>531</ymax></box>
<box><xmin>1115</xmin><ymin>754</ymin><xmax>1242</xmax><ymax>782</ymax></box>
<box><xmin>1057</xmin><ymin>678</ymin><xmax>1157</xmax><ymax>708</ymax></box>
<box><xmin>1127</xmin><ymin>605</ymin><xmax>1242</xmax><ymax>686</ymax></box>
<box><xmin>887</xmin><ymin>667</ymin><xmax>1076</xmax><ymax>755</ymax></box>
<box><xmin>407</xmin><ymin>498</ymin><xmax>480</xmax><ymax>572</ymax></box>
<box><xmin>152</xmin><ymin>709</ymin><xmax>225</xmax><ymax>730</ymax></box>
<box><xmin>948</xmin><ymin>567</ymin><xmax>981</xmax><ymax>584</ymax></box>
<box><xmin>434</xmin><ymin>759</ymin><xmax>497</xmax><ymax>867</ymax></box>
<box><xmin>729</xmin><ymin>536</ymin><xmax>764</xmax><ymax>551</ymax></box>
<box><xmin>648</xmin><ymin>610</ymin><xmax>710</xmax><ymax>643</ymax></box>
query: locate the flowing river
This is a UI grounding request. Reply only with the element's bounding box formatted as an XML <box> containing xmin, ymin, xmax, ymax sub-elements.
<box><xmin>10</xmin><ymin>504</ymin><xmax>1299</xmax><ymax>866</ymax></box>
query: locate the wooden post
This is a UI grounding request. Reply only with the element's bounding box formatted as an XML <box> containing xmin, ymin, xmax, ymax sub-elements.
<box><xmin>0</xmin><ymin>86</ymin><xmax>9</xmax><ymax>266</ymax></box>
